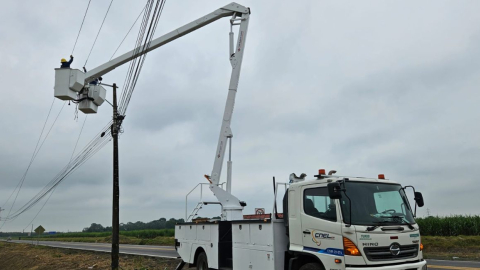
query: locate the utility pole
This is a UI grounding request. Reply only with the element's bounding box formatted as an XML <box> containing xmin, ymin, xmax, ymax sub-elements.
<box><xmin>111</xmin><ymin>83</ymin><xmax>120</xmax><ymax>270</ymax></box>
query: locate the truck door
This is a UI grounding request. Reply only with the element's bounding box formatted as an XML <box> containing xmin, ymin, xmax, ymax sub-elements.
<box><xmin>301</xmin><ymin>186</ymin><xmax>344</xmax><ymax>257</ymax></box>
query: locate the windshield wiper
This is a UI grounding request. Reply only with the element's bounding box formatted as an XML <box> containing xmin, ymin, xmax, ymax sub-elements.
<box><xmin>382</xmin><ymin>215</ymin><xmax>415</xmax><ymax>230</ymax></box>
<box><xmin>396</xmin><ymin>216</ymin><xmax>415</xmax><ymax>230</ymax></box>
<box><xmin>367</xmin><ymin>220</ymin><xmax>391</xmax><ymax>231</ymax></box>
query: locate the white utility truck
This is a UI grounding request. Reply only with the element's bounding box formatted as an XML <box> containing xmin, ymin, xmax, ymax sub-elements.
<box><xmin>175</xmin><ymin>172</ymin><xmax>427</xmax><ymax>270</ymax></box>
<box><xmin>52</xmin><ymin>2</ymin><xmax>427</xmax><ymax>269</ymax></box>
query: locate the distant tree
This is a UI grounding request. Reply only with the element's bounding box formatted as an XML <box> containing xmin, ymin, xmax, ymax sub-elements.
<box><xmin>83</xmin><ymin>223</ymin><xmax>105</xmax><ymax>232</ymax></box>
<box><xmin>83</xmin><ymin>217</ymin><xmax>186</xmax><ymax>232</ymax></box>
<box><xmin>166</xmin><ymin>218</ymin><xmax>177</xmax><ymax>229</ymax></box>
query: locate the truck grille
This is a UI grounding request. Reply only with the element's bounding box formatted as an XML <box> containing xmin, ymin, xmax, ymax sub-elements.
<box><xmin>363</xmin><ymin>244</ymin><xmax>418</xmax><ymax>261</ymax></box>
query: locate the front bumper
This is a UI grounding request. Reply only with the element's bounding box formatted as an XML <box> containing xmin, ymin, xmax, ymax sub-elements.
<box><xmin>346</xmin><ymin>260</ymin><xmax>426</xmax><ymax>270</ymax></box>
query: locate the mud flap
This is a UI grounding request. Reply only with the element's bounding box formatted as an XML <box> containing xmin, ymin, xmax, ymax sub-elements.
<box><xmin>175</xmin><ymin>260</ymin><xmax>186</xmax><ymax>270</ymax></box>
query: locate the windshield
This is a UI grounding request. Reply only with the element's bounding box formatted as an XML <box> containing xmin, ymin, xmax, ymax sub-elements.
<box><xmin>339</xmin><ymin>181</ymin><xmax>415</xmax><ymax>226</ymax></box>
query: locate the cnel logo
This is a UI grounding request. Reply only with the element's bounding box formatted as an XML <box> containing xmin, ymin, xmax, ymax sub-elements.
<box><xmin>314</xmin><ymin>232</ymin><xmax>335</xmax><ymax>240</ymax></box>
<box><xmin>311</xmin><ymin>231</ymin><xmax>335</xmax><ymax>246</ymax></box>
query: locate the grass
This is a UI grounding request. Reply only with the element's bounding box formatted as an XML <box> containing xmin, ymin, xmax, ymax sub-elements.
<box><xmin>7</xmin><ymin>233</ymin><xmax>480</xmax><ymax>262</ymax></box>
<box><xmin>32</xmin><ymin>229</ymin><xmax>175</xmax><ymax>239</ymax></box>
<box><xmin>13</xmin><ymin>229</ymin><xmax>176</xmax><ymax>246</ymax></box>
<box><xmin>19</xmin><ymin>233</ymin><xmax>175</xmax><ymax>246</ymax></box>
<box><xmin>0</xmin><ymin>241</ymin><xmax>180</xmax><ymax>269</ymax></box>
<box><xmin>422</xmin><ymin>235</ymin><xmax>480</xmax><ymax>261</ymax></box>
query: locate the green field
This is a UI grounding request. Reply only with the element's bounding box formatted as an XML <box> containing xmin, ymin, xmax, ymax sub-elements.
<box><xmin>4</xmin><ymin>229</ymin><xmax>175</xmax><ymax>246</ymax></box>
<box><xmin>2</xmin><ymin>215</ymin><xmax>480</xmax><ymax>260</ymax></box>
<box><xmin>37</xmin><ymin>229</ymin><xmax>174</xmax><ymax>238</ymax></box>
<box><xmin>416</xmin><ymin>215</ymin><xmax>480</xmax><ymax>236</ymax></box>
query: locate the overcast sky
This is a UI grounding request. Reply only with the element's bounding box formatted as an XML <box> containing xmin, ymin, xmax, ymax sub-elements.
<box><xmin>1</xmin><ymin>0</ymin><xmax>480</xmax><ymax>232</ymax></box>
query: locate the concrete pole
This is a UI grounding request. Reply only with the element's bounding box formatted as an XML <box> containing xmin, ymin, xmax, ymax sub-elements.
<box><xmin>111</xmin><ymin>83</ymin><xmax>120</xmax><ymax>270</ymax></box>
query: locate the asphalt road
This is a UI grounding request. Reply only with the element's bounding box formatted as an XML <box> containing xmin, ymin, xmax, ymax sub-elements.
<box><xmin>427</xmin><ymin>259</ymin><xmax>480</xmax><ymax>270</ymax></box>
<box><xmin>6</xmin><ymin>240</ymin><xmax>480</xmax><ymax>269</ymax></box>
<box><xmin>8</xmin><ymin>239</ymin><xmax>179</xmax><ymax>259</ymax></box>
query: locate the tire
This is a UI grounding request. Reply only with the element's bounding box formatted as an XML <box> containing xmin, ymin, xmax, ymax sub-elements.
<box><xmin>299</xmin><ymin>262</ymin><xmax>324</xmax><ymax>270</ymax></box>
<box><xmin>196</xmin><ymin>252</ymin><xmax>209</xmax><ymax>270</ymax></box>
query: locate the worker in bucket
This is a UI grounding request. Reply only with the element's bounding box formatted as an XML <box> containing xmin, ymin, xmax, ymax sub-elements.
<box><xmin>89</xmin><ymin>76</ymin><xmax>103</xmax><ymax>86</ymax></box>
<box><xmin>60</xmin><ymin>55</ymin><xmax>74</xmax><ymax>68</ymax></box>
<box><xmin>82</xmin><ymin>66</ymin><xmax>102</xmax><ymax>85</ymax></box>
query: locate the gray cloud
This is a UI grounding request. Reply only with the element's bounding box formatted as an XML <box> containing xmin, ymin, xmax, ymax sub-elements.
<box><xmin>1</xmin><ymin>0</ymin><xmax>480</xmax><ymax>232</ymax></box>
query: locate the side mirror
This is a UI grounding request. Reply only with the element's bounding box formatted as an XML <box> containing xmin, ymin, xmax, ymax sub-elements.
<box><xmin>414</xmin><ymin>192</ymin><xmax>424</xmax><ymax>207</ymax></box>
<box><xmin>328</xmin><ymin>182</ymin><xmax>342</xmax><ymax>199</ymax></box>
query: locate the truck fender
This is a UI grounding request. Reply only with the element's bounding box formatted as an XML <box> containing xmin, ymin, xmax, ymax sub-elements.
<box><xmin>193</xmin><ymin>246</ymin><xmax>207</xmax><ymax>267</ymax></box>
<box><xmin>287</xmin><ymin>251</ymin><xmax>325</xmax><ymax>270</ymax></box>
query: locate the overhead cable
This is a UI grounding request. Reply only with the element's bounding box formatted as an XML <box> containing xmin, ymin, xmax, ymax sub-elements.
<box><xmin>71</xmin><ymin>0</ymin><xmax>93</xmax><ymax>55</ymax></box>
<box><xmin>3</xmin><ymin>0</ymin><xmax>167</xmax><ymax>224</ymax></box>
<box><xmin>70</xmin><ymin>115</ymin><xmax>88</xmax><ymax>161</ymax></box>
<box><xmin>118</xmin><ymin>0</ymin><xmax>156</xmax><ymax>113</ymax></box>
<box><xmin>9</xmin><ymin>122</ymin><xmax>112</xmax><ymax>221</ymax></box>
<box><xmin>121</xmin><ymin>0</ymin><xmax>166</xmax><ymax>114</ymax></box>
<box><xmin>110</xmin><ymin>5</ymin><xmax>147</xmax><ymax>61</ymax></box>
<box><xmin>0</xmin><ymin>100</ymin><xmax>65</xmax><ymax>230</ymax></box>
<box><xmin>23</xmin><ymin>115</ymin><xmax>88</xmax><ymax>231</ymax></box>
<box><xmin>119</xmin><ymin>0</ymin><xmax>167</xmax><ymax>115</ymax></box>
<box><xmin>4</xmin><ymin>120</ymin><xmax>113</xmax><ymax>222</ymax></box>
<box><xmin>84</xmin><ymin>0</ymin><xmax>115</xmax><ymax>67</ymax></box>
<box><xmin>1</xmin><ymin>98</ymin><xmax>55</xmax><ymax>209</ymax></box>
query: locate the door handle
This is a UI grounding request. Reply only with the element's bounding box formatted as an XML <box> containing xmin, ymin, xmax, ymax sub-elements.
<box><xmin>303</xmin><ymin>230</ymin><xmax>311</xmax><ymax>235</ymax></box>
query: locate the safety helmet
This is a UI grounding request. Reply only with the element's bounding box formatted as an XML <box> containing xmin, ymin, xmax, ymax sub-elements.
<box><xmin>61</xmin><ymin>58</ymin><xmax>67</xmax><ymax>63</ymax></box>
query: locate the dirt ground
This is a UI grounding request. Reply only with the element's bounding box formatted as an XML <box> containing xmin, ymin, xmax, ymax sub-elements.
<box><xmin>422</xmin><ymin>236</ymin><xmax>480</xmax><ymax>261</ymax></box>
<box><xmin>0</xmin><ymin>242</ymin><xmax>181</xmax><ymax>270</ymax></box>
<box><xmin>2</xmin><ymin>237</ymin><xmax>478</xmax><ymax>269</ymax></box>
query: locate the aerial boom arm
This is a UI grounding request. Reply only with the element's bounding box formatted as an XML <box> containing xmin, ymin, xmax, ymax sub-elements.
<box><xmin>78</xmin><ymin>2</ymin><xmax>250</xmax><ymax>221</ymax></box>
<box><xmin>84</xmin><ymin>3</ymin><xmax>250</xmax><ymax>82</ymax></box>
<box><xmin>209</xmin><ymin>12</ymin><xmax>249</xmax><ymax>187</ymax></box>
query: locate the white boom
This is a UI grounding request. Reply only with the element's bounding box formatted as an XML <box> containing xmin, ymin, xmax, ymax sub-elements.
<box><xmin>58</xmin><ymin>2</ymin><xmax>250</xmax><ymax>221</ymax></box>
<box><xmin>84</xmin><ymin>3</ymin><xmax>249</xmax><ymax>83</ymax></box>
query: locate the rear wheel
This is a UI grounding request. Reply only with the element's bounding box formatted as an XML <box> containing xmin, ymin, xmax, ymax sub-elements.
<box><xmin>299</xmin><ymin>262</ymin><xmax>324</xmax><ymax>270</ymax></box>
<box><xmin>196</xmin><ymin>252</ymin><xmax>208</xmax><ymax>270</ymax></box>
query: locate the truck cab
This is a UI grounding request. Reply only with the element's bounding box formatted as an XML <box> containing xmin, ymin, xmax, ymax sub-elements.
<box><xmin>285</xmin><ymin>172</ymin><xmax>427</xmax><ymax>270</ymax></box>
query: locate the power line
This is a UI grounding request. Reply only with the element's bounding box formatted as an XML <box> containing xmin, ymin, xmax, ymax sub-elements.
<box><xmin>2</xmin><ymin>0</ymin><xmax>167</xmax><ymax>224</ymax></box>
<box><xmin>118</xmin><ymin>0</ymin><xmax>155</xmax><ymax>112</ymax></box>
<box><xmin>110</xmin><ymin>5</ymin><xmax>147</xmax><ymax>61</ymax></box>
<box><xmin>119</xmin><ymin>0</ymin><xmax>167</xmax><ymax>115</ymax></box>
<box><xmin>84</xmin><ymin>0</ymin><xmax>115</xmax><ymax>67</ymax></box>
<box><xmin>70</xmin><ymin>115</ymin><xmax>88</xmax><ymax>161</ymax></box>
<box><xmin>22</xmin><ymin>186</ymin><xmax>56</xmax><ymax>231</ymax></box>
<box><xmin>23</xmin><ymin>115</ymin><xmax>88</xmax><ymax>231</ymax></box>
<box><xmin>71</xmin><ymin>0</ymin><xmax>92</xmax><ymax>55</ymax></box>
<box><xmin>1</xmin><ymin>101</ymin><xmax>66</xmax><ymax>229</ymax></box>
<box><xmin>1</xmin><ymin>98</ymin><xmax>56</xmax><ymax>209</ymax></box>
<box><xmin>3</xmin><ymin>120</ymin><xmax>113</xmax><ymax>222</ymax></box>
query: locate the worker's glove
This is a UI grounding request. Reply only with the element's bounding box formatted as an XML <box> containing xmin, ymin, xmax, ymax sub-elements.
<box><xmin>70</xmin><ymin>55</ymin><xmax>73</xmax><ymax>58</ymax></box>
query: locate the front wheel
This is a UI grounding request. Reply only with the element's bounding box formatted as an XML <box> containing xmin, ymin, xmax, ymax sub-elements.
<box><xmin>196</xmin><ymin>252</ymin><xmax>208</xmax><ymax>270</ymax></box>
<box><xmin>299</xmin><ymin>262</ymin><xmax>324</xmax><ymax>270</ymax></box>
